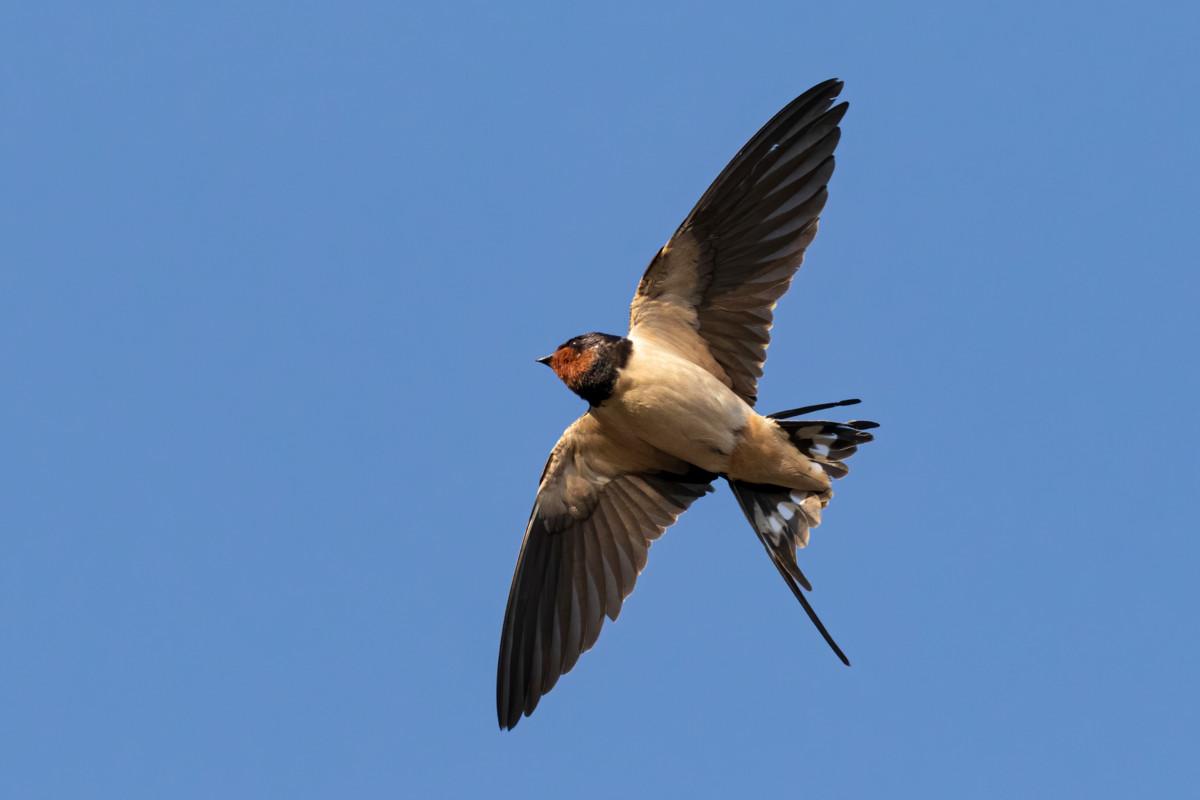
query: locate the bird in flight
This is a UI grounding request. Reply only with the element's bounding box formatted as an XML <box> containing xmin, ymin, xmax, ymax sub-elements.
<box><xmin>497</xmin><ymin>79</ymin><xmax>876</xmax><ymax>730</ymax></box>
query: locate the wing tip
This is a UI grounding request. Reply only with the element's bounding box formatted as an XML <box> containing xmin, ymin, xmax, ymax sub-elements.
<box><xmin>815</xmin><ymin>78</ymin><xmax>846</xmax><ymax>106</ymax></box>
<box><xmin>781</xmin><ymin>78</ymin><xmax>846</xmax><ymax>120</ymax></box>
<box><xmin>814</xmin><ymin>77</ymin><xmax>844</xmax><ymax>95</ymax></box>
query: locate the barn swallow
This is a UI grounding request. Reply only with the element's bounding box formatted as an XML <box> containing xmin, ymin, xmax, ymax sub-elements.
<box><xmin>498</xmin><ymin>79</ymin><xmax>877</xmax><ymax>729</ymax></box>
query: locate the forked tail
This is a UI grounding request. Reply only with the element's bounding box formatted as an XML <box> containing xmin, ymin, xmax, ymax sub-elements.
<box><xmin>727</xmin><ymin>398</ymin><xmax>878</xmax><ymax>665</ymax></box>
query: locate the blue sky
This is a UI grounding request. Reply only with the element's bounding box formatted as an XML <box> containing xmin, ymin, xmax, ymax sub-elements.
<box><xmin>3</xmin><ymin>1</ymin><xmax>1198</xmax><ymax>797</ymax></box>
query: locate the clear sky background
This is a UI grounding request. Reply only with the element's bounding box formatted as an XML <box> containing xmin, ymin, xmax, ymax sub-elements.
<box><xmin>4</xmin><ymin>1</ymin><xmax>1198</xmax><ymax>797</ymax></box>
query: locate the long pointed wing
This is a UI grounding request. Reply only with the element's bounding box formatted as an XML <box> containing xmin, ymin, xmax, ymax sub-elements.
<box><xmin>497</xmin><ymin>415</ymin><xmax>714</xmax><ymax>729</ymax></box>
<box><xmin>629</xmin><ymin>79</ymin><xmax>847</xmax><ymax>405</ymax></box>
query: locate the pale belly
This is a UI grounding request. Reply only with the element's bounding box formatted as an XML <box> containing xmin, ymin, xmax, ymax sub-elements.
<box><xmin>591</xmin><ymin>340</ymin><xmax>751</xmax><ymax>474</ymax></box>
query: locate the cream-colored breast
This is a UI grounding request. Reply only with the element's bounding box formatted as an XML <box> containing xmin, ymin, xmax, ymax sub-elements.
<box><xmin>591</xmin><ymin>336</ymin><xmax>751</xmax><ymax>473</ymax></box>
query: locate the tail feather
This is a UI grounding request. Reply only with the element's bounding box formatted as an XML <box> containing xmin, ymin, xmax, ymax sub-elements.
<box><xmin>728</xmin><ymin>479</ymin><xmax>850</xmax><ymax>665</ymax></box>
<box><xmin>767</xmin><ymin>397</ymin><xmax>862</xmax><ymax>420</ymax></box>
<box><xmin>725</xmin><ymin>401</ymin><xmax>878</xmax><ymax>666</ymax></box>
<box><xmin>778</xmin><ymin>418</ymin><xmax>877</xmax><ymax>479</ymax></box>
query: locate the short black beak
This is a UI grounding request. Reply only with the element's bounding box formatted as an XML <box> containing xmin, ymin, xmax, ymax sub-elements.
<box><xmin>536</xmin><ymin>355</ymin><xmax>553</xmax><ymax>367</ymax></box>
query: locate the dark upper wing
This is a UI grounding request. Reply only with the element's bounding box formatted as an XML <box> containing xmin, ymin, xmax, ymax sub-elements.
<box><xmin>629</xmin><ymin>79</ymin><xmax>847</xmax><ymax>405</ymax></box>
<box><xmin>497</xmin><ymin>415</ymin><xmax>713</xmax><ymax>729</ymax></box>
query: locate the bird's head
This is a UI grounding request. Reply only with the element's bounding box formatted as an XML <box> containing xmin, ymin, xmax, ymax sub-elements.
<box><xmin>537</xmin><ymin>332</ymin><xmax>631</xmax><ymax>406</ymax></box>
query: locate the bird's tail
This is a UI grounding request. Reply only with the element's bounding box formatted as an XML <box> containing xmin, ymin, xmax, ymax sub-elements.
<box><xmin>726</xmin><ymin>398</ymin><xmax>878</xmax><ymax>665</ymax></box>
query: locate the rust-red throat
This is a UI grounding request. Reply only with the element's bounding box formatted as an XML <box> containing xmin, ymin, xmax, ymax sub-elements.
<box><xmin>549</xmin><ymin>346</ymin><xmax>596</xmax><ymax>389</ymax></box>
